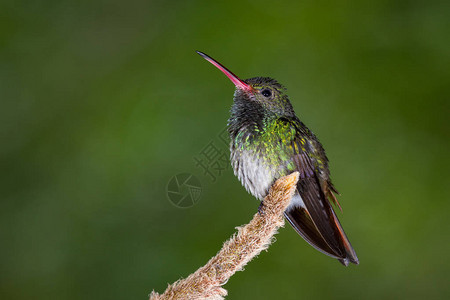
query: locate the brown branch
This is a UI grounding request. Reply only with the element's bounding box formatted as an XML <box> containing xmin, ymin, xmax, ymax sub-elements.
<box><xmin>150</xmin><ymin>172</ymin><xmax>299</xmax><ymax>300</ymax></box>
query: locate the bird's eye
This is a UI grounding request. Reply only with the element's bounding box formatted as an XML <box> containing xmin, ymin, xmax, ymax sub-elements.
<box><xmin>261</xmin><ymin>89</ymin><xmax>272</xmax><ymax>97</ymax></box>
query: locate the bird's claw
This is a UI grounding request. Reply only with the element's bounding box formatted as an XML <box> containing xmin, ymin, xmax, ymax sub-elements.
<box><xmin>258</xmin><ymin>201</ymin><xmax>265</xmax><ymax>216</ymax></box>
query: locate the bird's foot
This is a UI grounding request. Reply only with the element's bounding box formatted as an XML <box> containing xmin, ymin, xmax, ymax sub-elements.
<box><xmin>258</xmin><ymin>201</ymin><xmax>265</xmax><ymax>216</ymax></box>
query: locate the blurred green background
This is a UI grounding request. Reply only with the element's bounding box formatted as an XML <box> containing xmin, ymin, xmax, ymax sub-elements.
<box><xmin>1</xmin><ymin>0</ymin><xmax>449</xmax><ymax>299</ymax></box>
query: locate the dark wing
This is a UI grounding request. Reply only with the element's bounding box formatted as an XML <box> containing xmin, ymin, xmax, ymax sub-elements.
<box><xmin>281</xmin><ymin>119</ymin><xmax>359</xmax><ymax>265</ymax></box>
<box><xmin>285</xmin><ymin>172</ymin><xmax>359</xmax><ymax>265</ymax></box>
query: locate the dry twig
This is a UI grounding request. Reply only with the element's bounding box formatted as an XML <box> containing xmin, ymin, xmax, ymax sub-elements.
<box><xmin>150</xmin><ymin>172</ymin><xmax>299</xmax><ymax>300</ymax></box>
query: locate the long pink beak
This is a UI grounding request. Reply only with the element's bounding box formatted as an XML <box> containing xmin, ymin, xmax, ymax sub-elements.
<box><xmin>196</xmin><ymin>51</ymin><xmax>253</xmax><ymax>92</ymax></box>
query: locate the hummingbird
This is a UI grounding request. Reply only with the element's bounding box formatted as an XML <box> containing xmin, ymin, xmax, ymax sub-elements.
<box><xmin>196</xmin><ymin>51</ymin><xmax>359</xmax><ymax>266</ymax></box>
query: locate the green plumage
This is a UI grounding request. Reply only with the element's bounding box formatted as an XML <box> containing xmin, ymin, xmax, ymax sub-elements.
<box><xmin>228</xmin><ymin>77</ymin><xmax>331</xmax><ymax>198</ymax></box>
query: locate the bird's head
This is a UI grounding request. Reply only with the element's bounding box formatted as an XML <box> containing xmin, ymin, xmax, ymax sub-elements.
<box><xmin>197</xmin><ymin>51</ymin><xmax>295</xmax><ymax>118</ymax></box>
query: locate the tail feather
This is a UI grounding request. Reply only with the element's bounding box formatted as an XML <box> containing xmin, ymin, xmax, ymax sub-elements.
<box><xmin>284</xmin><ymin>207</ymin><xmax>339</xmax><ymax>259</ymax></box>
<box><xmin>285</xmin><ymin>185</ymin><xmax>359</xmax><ymax>266</ymax></box>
